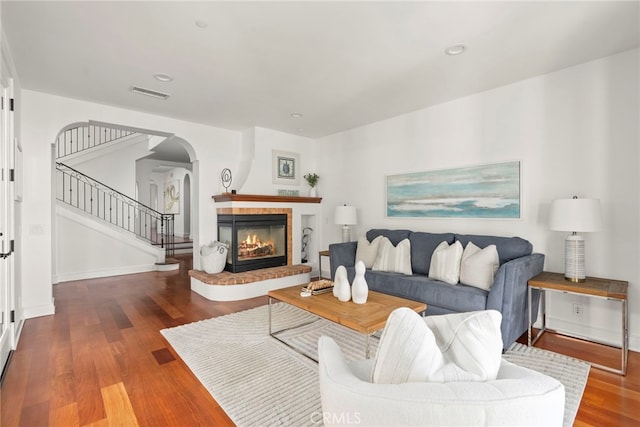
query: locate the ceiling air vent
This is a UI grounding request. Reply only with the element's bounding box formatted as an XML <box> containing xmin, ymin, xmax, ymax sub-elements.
<box><xmin>130</xmin><ymin>86</ymin><xmax>171</xmax><ymax>100</ymax></box>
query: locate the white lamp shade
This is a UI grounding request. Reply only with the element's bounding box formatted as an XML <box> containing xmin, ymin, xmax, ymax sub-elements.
<box><xmin>334</xmin><ymin>205</ymin><xmax>357</xmax><ymax>225</ymax></box>
<box><xmin>549</xmin><ymin>198</ymin><xmax>602</xmax><ymax>232</ymax></box>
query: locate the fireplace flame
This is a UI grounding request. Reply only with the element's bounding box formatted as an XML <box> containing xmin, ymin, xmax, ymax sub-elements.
<box><xmin>239</xmin><ymin>234</ymin><xmax>276</xmax><ymax>258</ymax></box>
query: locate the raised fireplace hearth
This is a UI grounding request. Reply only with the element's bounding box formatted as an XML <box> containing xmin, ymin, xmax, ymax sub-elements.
<box><xmin>218</xmin><ymin>213</ymin><xmax>287</xmax><ymax>273</ymax></box>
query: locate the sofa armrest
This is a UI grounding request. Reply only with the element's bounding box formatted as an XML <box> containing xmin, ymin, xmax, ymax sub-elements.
<box><xmin>329</xmin><ymin>242</ymin><xmax>358</xmax><ymax>280</ymax></box>
<box><xmin>487</xmin><ymin>253</ymin><xmax>544</xmax><ymax>349</ymax></box>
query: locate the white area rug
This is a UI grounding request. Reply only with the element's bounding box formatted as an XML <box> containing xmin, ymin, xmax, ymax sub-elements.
<box><xmin>161</xmin><ymin>303</ymin><xmax>589</xmax><ymax>427</ymax></box>
<box><xmin>504</xmin><ymin>343</ymin><xmax>590</xmax><ymax>427</ymax></box>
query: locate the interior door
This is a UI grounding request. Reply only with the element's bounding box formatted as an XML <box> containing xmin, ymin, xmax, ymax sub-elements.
<box><xmin>0</xmin><ymin>76</ymin><xmax>11</xmax><ymax>372</ymax></box>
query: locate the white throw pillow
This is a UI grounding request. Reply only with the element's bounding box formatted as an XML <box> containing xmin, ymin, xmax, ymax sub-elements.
<box><xmin>372</xmin><ymin>308</ymin><xmax>503</xmax><ymax>384</ymax></box>
<box><xmin>372</xmin><ymin>237</ymin><xmax>412</xmax><ymax>275</ymax></box>
<box><xmin>424</xmin><ymin>310</ymin><xmax>503</xmax><ymax>382</ymax></box>
<box><xmin>355</xmin><ymin>235</ymin><xmax>383</xmax><ymax>268</ymax></box>
<box><xmin>459</xmin><ymin>242</ymin><xmax>499</xmax><ymax>290</ymax></box>
<box><xmin>428</xmin><ymin>240</ymin><xmax>463</xmax><ymax>284</ymax></box>
<box><xmin>371</xmin><ymin>308</ymin><xmax>443</xmax><ymax>384</ymax></box>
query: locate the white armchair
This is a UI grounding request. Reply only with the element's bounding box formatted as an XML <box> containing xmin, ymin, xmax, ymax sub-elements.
<box><xmin>318</xmin><ymin>336</ymin><xmax>565</xmax><ymax>427</ymax></box>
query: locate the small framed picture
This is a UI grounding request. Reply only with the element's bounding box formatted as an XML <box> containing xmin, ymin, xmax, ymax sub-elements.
<box><xmin>272</xmin><ymin>150</ymin><xmax>300</xmax><ymax>185</ymax></box>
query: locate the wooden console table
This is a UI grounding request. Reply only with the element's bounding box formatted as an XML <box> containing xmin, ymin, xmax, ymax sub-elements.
<box><xmin>528</xmin><ymin>271</ymin><xmax>628</xmax><ymax>375</ymax></box>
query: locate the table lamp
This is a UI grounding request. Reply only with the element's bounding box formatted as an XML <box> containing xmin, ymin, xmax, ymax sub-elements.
<box><xmin>334</xmin><ymin>205</ymin><xmax>357</xmax><ymax>243</ymax></box>
<box><xmin>548</xmin><ymin>196</ymin><xmax>602</xmax><ymax>282</ymax></box>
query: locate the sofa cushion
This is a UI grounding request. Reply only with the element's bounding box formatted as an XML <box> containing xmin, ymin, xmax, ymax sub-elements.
<box><xmin>455</xmin><ymin>234</ymin><xmax>532</xmax><ymax>265</ymax></box>
<box><xmin>372</xmin><ymin>237</ymin><xmax>412</xmax><ymax>275</ymax></box>
<box><xmin>355</xmin><ymin>235</ymin><xmax>383</xmax><ymax>268</ymax></box>
<box><xmin>364</xmin><ymin>271</ymin><xmax>489</xmax><ymax>313</ymax></box>
<box><xmin>459</xmin><ymin>242</ymin><xmax>499</xmax><ymax>290</ymax></box>
<box><xmin>367</xmin><ymin>229</ymin><xmax>411</xmax><ymax>246</ymax></box>
<box><xmin>409</xmin><ymin>232</ymin><xmax>455</xmax><ymax>275</ymax></box>
<box><xmin>428</xmin><ymin>241</ymin><xmax>463</xmax><ymax>285</ymax></box>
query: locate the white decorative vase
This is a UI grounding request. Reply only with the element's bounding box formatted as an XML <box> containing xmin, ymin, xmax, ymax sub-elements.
<box><xmin>309</xmin><ymin>187</ymin><xmax>317</xmax><ymax>197</ymax></box>
<box><xmin>351</xmin><ymin>260</ymin><xmax>369</xmax><ymax>304</ymax></box>
<box><xmin>334</xmin><ymin>265</ymin><xmax>351</xmax><ymax>302</ymax></box>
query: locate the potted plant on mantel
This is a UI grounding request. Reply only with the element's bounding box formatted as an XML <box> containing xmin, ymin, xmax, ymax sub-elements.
<box><xmin>304</xmin><ymin>173</ymin><xmax>320</xmax><ymax>197</ymax></box>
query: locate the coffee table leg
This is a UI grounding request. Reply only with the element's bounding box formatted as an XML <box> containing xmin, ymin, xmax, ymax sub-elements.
<box><xmin>268</xmin><ymin>296</ymin><xmax>272</xmax><ymax>335</ymax></box>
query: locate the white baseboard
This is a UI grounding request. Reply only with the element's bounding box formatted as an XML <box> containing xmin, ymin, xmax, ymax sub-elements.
<box><xmin>155</xmin><ymin>263</ymin><xmax>180</xmax><ymax>272</ymax></box>
<box><xmin>23</xmin><ymin>299</ymin><xmax>56</xmax><ymax>319</ymax></box>
<box><xmin>56</xmin><ymin>264</ymin><xmax>160</xmax><ymax>283</ymax></box>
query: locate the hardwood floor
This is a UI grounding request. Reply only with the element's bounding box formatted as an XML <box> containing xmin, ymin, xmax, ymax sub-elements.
<box><xmin>1</xmin><ymin>255</ymin><xmax>265</xmax><ymax>426</ymax></box>
<box><xmin>518</xmin><ymin>332</ymin><xmax>640</xmax><ymax>426</ymax></box>
<box><xmin>1</xmin><ymin>256</ymin><xmax>638</xmax><ymax>426</ymax></box>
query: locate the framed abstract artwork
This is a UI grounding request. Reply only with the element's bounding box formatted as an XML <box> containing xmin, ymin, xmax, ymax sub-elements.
<box><xmin>272</xmin><ymin>150</ymin><xmax>300</xmax><ymax>185</ymax></box>
<box><xmin>386</xmin><ymin>161</ymin><xmax>521</xmax><ymax>218</ymax></box>
<box><xmin>164</xmin><ymin>180</ymin><xmax>180</xmax><ymax>214</ymax></box>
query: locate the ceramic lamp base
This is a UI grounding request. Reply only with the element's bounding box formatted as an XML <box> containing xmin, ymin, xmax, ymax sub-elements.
<box><xmin>341</xmin><ymin>225</ymin><xmax>351</xmax><ymax>243</ymax></box>
<box><xmin>565</xmin><ymin>234</ymin><xmax>586</xmax><ymax>282</ymax></box>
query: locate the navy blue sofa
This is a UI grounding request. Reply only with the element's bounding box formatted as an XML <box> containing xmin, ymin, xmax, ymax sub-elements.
<box><xmin>329</xmin><ymin>229</ymin><xmax>543</xmax><ymax>350</ymax></box>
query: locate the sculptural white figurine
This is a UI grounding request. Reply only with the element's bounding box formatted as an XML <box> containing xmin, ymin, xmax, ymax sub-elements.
<box><xmin>351</xmin><ymin>260</ymin><xmax>369</xmax><ymax>304</ymax></box>
<box><xmin>334</xmin><ymin>265</ymin><xmax>351</xmax><ymax>302</ymax></box>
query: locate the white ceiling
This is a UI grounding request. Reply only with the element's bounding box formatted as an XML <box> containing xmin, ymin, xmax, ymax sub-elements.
<box><xmin>3</xmin><ymin>1</ymin><xmax>638</xmax><ymax>138</ymax></box>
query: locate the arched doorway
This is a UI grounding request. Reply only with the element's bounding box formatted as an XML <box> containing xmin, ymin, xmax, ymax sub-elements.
<box><xmin>53</xmin><ymin>122</ymin><xmax>198</xmax><ymax>278</ymax></box>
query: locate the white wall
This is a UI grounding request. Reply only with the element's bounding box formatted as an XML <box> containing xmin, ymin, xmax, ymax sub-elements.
<box><xmin>56</xmin><ymin>204</ymin><xmax>161</xmax><ymax>281</ymax></box>
<box><xmin>69</xmin><ymin>135</ymin><xmax>150</xmax><ymax>198</ymax></box>
<box><xmin>239</xmin><ymin>127</ymin><xmax>319</xmax><ymax>196</ymax></box>
<box><xmin>317</xmin><ymin>49</ymin><xmax>640</xmax><ymax>351</ymax></box>
<box><xmin>20</xmin><ymin>90</ymin><xmax>242</xmax><ymax>318</ymax></box>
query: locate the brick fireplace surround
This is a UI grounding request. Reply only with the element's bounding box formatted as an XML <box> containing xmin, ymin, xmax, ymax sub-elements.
<box><xmin>189</xmin><ymin>194</ymin><xmax>321</xmax><ymax>301</ymax></box>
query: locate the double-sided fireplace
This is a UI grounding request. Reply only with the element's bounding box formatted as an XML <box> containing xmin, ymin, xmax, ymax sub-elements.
<box><xmin>217</xmin><ymin>214</ymin><xmax>288</xmax><ymax>273</ymax></box>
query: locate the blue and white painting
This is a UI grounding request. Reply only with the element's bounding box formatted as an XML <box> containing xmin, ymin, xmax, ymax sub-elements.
<box><xmin>387</xmin><ymin>161</ymin><xmax>520</xmax><ymax>218</ymax></box>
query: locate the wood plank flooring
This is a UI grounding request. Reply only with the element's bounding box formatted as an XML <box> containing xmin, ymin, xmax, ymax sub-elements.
<box><xmin>1</xmin><ymin>255</ymin><xmax>638</xmax><ymax>426</ymax></box>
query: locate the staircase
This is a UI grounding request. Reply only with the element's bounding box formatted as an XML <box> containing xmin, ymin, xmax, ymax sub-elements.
<box><xmin>56</xmin><ymin>162</ymin><xmax>175</xmax><ymax>257</ymax></box>
<box><xmin>55</xmin><ymin>123</ymin><xmax>178</xmax><ymax>277</ymax></box>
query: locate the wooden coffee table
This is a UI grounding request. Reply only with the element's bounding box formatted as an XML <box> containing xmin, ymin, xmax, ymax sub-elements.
<box><xmin>268</xmin><ymin>285</ymin><xmax>426</xmax><ymax>360</ymax></box>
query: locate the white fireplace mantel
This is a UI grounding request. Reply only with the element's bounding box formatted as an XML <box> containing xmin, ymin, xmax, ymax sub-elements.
<box><xmin>212</xmin><ymin>193</ymin><xmax>322</xmax><ymax>204</ymax></box>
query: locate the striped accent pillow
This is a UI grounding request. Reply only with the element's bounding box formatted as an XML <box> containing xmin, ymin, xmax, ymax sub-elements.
<box><xmin>428</xmin><ymin>240</ymin><xmax>464</xmax><ymax>285</ymax></box>
<box><xmin>372</xmin><ymin>237</ymin><xmax>412</xmax><ymax>275</ymax></box>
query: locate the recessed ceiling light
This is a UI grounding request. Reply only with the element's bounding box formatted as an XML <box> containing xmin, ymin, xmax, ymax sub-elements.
<box><xmin>195</xmin><ymin>20</ymin><xmax>208</xmax><ymax>29</ymax></box>
<box><xmin>130</xmin><ymin>86</ymin><xmax>171</xmax><ymax>100</ymax></box>
<box><xmin>297</xmin><ymin>128</ymin><xmax>305</xmax><ymax>132</ymax></box>
<box><xmin>154</xmin><ymin>73</ymin><xmax>174</xmax><ymax>82</ymax></box>
<box><xmin>291</xmin><ymin>113</ymin><xmax>303</xmax><ymax>118</ymax></box>
<box><xmin>445</xmin><ymin>44</ymin><xmax>467</xmax><ymax>56</ymax></box>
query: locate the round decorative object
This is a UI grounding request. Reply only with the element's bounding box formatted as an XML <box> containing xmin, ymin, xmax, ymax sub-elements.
<box><xmin>351</xmin><ymin>260</ymin><xmax>369</xmax><ymax>304</ymax></box>
<box><xmin>221</xmin><ymin>168</ymin><xmax>232</xmax><ymax>193</ymax></box>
